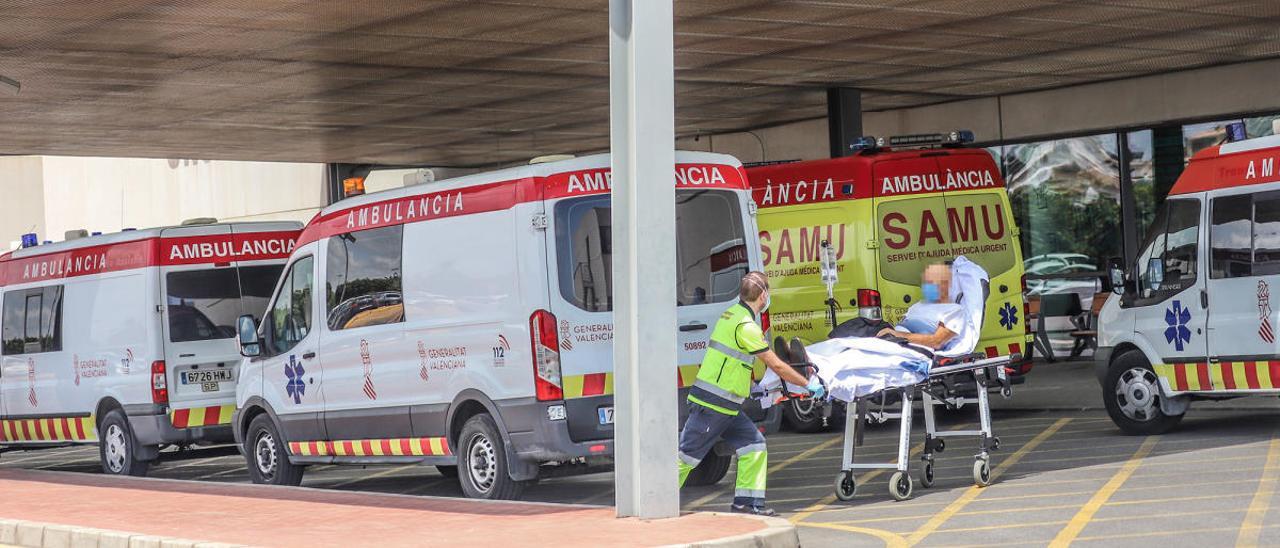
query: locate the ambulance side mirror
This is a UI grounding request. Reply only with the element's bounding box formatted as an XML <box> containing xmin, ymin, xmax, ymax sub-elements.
<box><xmin>1106</xmin><ymin>257</ymin><xmax>1125</xmax><ymax>294</ymax></box>
<box><xmin>238</xmin><ymin>315</ymin><xmax>261</xmax><ymax>358</ymax></box>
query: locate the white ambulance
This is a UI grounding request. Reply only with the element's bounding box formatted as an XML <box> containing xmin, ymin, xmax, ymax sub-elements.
<box><xmin>0</xmin><ymin>222</ymin><xmax>300</xmax><ymax>474</ymax></box>
<box><xmin>1099</xmin><ymin>133</ymin><xmax>1280</xmax><ymax>434</ymax></box>
<box><xmin>233</xmin><ymin>152</ymin><xmax>773</xmax><ymax>500</ymax></box>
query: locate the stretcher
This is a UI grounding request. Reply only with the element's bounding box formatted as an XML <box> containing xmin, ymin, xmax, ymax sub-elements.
<box><xmin>777</xmin><ymin>339</ymin><xmax>1016</xmax><ymax>501</ymax></box>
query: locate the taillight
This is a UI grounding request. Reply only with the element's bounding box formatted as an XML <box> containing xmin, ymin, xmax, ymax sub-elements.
<box><xmin>151</xmin><ymin>361</ymin><xmax>168</xmax><ymax>405</ymax></box>
<box><xmin>760</xmin><ymin>311</ymin><xmax>771</xmax><ymax>335</ymax></box>
<box><xmin>529</xmin><ymin>310</ymin><xmax>563</xmax><ymax>401</ymax></box>
<box><xmin>857</xmin><ymin>289</ymin><xmax>882</xmax><ymax>320</ymax></box>
<box><xmin>1021</xmin><ymin>274</ymin><xmax>1031</xmax><ymax>335</ymax></box>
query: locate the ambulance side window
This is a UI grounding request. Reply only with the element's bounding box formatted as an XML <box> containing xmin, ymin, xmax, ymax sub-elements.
<box><xmin>1133</xmin><ymin>199</ymin><xmax>1200</xmax><ymax>302</ymax></box>
<box><xmin>1209</xmin><ymin>194</ymin><xmax>1252</xmax><ymax>279</ymax></box>
<box><xmin>1253</xmin><ymin>195</ymin><xmax>1280</xmax><ymax>275</ymax></box>
<box><xmin>1</xmin><ymin>285</ymin><xmax>63</xmax><ymax>355</ymax></box>
<box><xmin>268</xmin><ymin>256</ymin><xmax>314</xmax><ymax>355</ymax></box>
<box><xmin>324</xmin><ymin>225</ymin><xmax>404</xmax><ymax>330</ymax></box>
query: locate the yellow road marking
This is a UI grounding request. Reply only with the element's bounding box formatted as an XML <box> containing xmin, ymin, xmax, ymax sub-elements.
<box><xmin>1076</xmin><ymin>523</ymin><xmax>1279</xmax><ymax>542</ymax></box>
<box><xmin>1049</xmin><ymin>436</ymin><xmax>1158</xmax><ymax>547</ymax></box>
<box><xmin>789</xmin><ymin>437</ymin><xmax>935</xmax><ymax>524</ymax></box>
<box><xmin>796</xmin><ymin>521</ymin><xmax>909</xmax><ymax>548</ymax></box>
<box><xmin>685</xmin><ymin>434</ymin><xmax>842</xmax><ymax>510</ymax></box>
<box><xmin>1238</xmin><ymin>436</ymin><xmax>1280</xmax><ymax>547</ymax></box>
<box><xmin>905</xmin><ymin>417</ymin><xmax>1071</xmax><ymax>546</ymax></box>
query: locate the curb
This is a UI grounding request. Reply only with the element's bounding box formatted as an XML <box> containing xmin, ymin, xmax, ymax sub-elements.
<box><xmin>668</xmin><ymin>514</ymin><xmax>799</xmax><ymax>548</ymax></box>
<box><xmin>0</xmin><ymin>518</ymin><xmax>242</xmax><ymax>548</ymax></box>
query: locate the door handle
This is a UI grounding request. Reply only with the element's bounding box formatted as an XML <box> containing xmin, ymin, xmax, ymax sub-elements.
<box><xmin>679</xmin><ymin>322</ymin><xmax>708</xmax><ymax>332</ymax></box>
<box><xmin>302</xmin><ymin>352</ymin><xmax>317</xmax><ymax>360</ymax></box>
<box><xmin>1200</xmin><ymin>289</ymin><xmax>1209</xmax><ymax>309</ymax></box>
<box><xmin>179</xmin><ymin>353</ymin><xmax>195</xmax><ymax>358</ymax></box>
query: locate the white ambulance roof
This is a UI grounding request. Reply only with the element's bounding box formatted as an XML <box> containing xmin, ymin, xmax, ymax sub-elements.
<box><xmin>1219</xmin><ymin>133</ymin><xmax>1280</xmax><ymax>155</ymax></box>
<box><xmin>316</xmin><ymin>150</ymin><xmax>743</xmax><ymax>219</ymax></box>
<box><xmin>6</xmin><ymin>220</ymin><xmax>302</xmax><ymax>260</ymax></box>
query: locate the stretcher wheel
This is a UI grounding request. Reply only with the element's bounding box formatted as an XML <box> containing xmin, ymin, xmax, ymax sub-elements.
<box><xmin>973</xmin><ymin>459</ymin><xmax>992</xmax><ymax>487</ymax></box>
<box><xmin>889</xmin><ymin>471</ymin><xmax>913</xmax><ymax>501</ymax></box>
<box><xmin>935</xmin><ymin>439</ymin><xmax>945</xmax><ymax>453</ymax></box>
<box><xmin>990</xmin><ymin>437</ymin><xmax>1001</xmax><ymax>451</ymax></box>
<box><xmin>834</xmin><ymin>471</ymin><xmax>857</xmax><ymax>501</ymax></box>
<box><xmin>1001</xmin><ymin>386</ymin><xmax>1012</xmax><ymax>398</ymax></box>
<box><xmin>919</xmin><ymin>462</ymin><xmax>935</xmax><ymax>488</ymax></box>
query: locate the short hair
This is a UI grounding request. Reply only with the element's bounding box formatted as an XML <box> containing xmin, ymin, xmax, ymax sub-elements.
<box><xmin>740</xmin><ymin>271</ymin><xmax>769</xmax><ymax>301</ymax></box>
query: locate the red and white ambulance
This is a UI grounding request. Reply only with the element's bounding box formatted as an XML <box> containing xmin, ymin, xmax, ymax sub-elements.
<box><xmin>0</xmin><ymin>222</ymin><xmax>299</xmax><ymax>475</ymax></box>
<box><xmin>232</xmin><ymin>152</ymin><xmax>772</xmax><ymax>499</ymax></box>
<box><xmin>1099</xmin><ymin>133</ymin><xmax>1280</xmax><ymax>433</ymax></box>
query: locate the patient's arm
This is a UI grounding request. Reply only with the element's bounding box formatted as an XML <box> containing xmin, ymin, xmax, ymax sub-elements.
<box><xmin>876</xmin><ymin>325</ymin><xmax>957</xmax><ymax>350</ymax></box>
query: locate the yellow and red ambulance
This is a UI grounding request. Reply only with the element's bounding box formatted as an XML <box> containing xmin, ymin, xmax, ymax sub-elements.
<box><xmin>746</xmin><ymin>132</ymin><xmax>1031</xmax><ymax>431</ymax></box>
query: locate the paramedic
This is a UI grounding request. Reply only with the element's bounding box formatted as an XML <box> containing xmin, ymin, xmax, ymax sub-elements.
<box><xmin>678</xmin><ymin>271</ymin><xmax>822</xmax><ymax>516</ymax></box>
<box><xmin>878</xmin><ymin>262</ymin><xmax>963</xmax><ymax>350</ymax></box>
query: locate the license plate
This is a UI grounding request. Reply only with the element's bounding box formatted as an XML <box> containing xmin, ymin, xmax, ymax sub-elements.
<box><xmin>598</xmin><ymin>406</ymin><xmax>615</xmax><ymax>425</ymax></box>
<box><xmin>181</xmin><ymin>369</ymin><xmax>233</xmax><ymax>385</ymax></box>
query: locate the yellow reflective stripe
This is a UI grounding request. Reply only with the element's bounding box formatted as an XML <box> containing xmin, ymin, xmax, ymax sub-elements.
<box><xmin>679</xmin><ymin>365</ymin><xmax>699</xmax><ymax>388</ymax></box>
<box><xmin>688</xmin><ymin>395</ymin><xmax>738</xmax><ymax>416</ymax></box>
<box><xmin>562</xmin><ymin>375</ymin><xmax>585</xmax><ymax>399</ymax></box>
<box><xmin>1261</xmin><ymin>362</ymin><xmax>1276</xmax><ymax>389</ymax></box>
<box><xmin>1210</xmin><ymin>363</ymin><xmax>1225</xmax><ymax>391</ymax></box>
<box><xmin>83</xmin><ymin>417</ymin><xmax>98</xmax><ymax>441</ymax></box>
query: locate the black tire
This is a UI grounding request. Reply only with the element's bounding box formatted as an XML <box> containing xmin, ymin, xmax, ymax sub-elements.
<box><xmin>782</xmin><ymin>397</ymin><xmax>831</xmax><ymax>433</ymax></box>
<box><xmin>244</xmin><ymin>414</ymin><xmax>305</xmax><ymax>486</ymax></box>
<box><xmin>98</xmin><ymin>409</ymin><xmax>151</xmax><ymax>477</ymax></box>
<box><xmin>436</xmin><ymin>465</ymin><xmax>459</xmax><ymax>479</ymax></box>
<box><xmin>457</xmin><ymin>414</ymin><xmax>528</xmax><ymax>500</ymax></box>
<box><xmin>683</xmin><ymin>451</ymin><xmax>731</xmax><ymax>487</ymax></box>
<box><xmin>1103</xmin><ymin>350</ymin><xmax>1185</xmax><ymax>435</ymax></box>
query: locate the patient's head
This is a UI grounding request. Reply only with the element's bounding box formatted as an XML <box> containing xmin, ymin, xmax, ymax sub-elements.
<box><xmin>922</xmin><ymin>262</ymin><xmax>952</xmax><ymax>303</ymax></box>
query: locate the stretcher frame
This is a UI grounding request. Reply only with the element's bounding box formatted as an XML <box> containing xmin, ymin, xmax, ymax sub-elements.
<box><xmin>778</xmin><ymin>350</ymin><xmax>1014</xmax><ymax>501</ymax></box>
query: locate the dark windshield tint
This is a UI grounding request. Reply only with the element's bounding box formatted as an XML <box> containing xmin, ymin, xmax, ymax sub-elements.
<box><xmin>554</xmin><ymin>189</ymin><xmax>747</xmax><ymax>312</ymax></box>
<box><xmin>166</xmin><ymin>265</ymin><xmax>285</xmax><ymax>343</ymax></box>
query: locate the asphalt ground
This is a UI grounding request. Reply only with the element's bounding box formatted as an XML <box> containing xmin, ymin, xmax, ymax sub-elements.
<box><xmin>2</xmin><ymin>359</ymin><xmax>1278</xmax><ymax>547</ymax></box>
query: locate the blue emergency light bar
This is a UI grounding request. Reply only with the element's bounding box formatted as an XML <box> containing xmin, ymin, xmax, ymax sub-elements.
<box><xmin>848</xmin><ymin>135</ymin><xmax>882</xmax><ymax>152</ymax></box>
<box><xmin>20</xmin><ymin>233</ymin><xmax>38</xmax><ymax>248</ymax></box>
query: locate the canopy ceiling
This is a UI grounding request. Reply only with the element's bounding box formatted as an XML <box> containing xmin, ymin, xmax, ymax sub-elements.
<box><xmin>1</xmin><ymin>0</ymin><xmax>1277</xmax><ymax>165</ymax></box>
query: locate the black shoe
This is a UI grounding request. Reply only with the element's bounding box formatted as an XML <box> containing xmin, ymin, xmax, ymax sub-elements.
<box><xmin>730</xmin><ymin>504</ymin><xmax>778</xmax><ymax>517</ymax></box>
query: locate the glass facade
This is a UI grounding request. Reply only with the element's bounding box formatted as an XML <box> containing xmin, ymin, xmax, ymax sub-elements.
<box><xmin>985</xmin><ymin>111</ymin><xmax>1280</xmax><ymax>355</ymax></box>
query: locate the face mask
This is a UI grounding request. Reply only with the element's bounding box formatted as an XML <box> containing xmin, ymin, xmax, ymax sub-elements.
<box><xmin>762</xmin><ymin>292</ymin><xmax>771</xmax><ymax>312</ymax></box>
<box><xmin>921</xmin><ymin>283</ymin><xmax>941</xmax><ymax>303</ymax></box>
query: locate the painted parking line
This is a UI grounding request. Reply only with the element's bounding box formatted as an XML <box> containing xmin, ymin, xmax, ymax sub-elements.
<box><xmin>904</xmin><ymin>417</ymin><xmax>1071</xmax><ymax>546</ymax></box>
<box><xmin>798</xmin><ymin>521</ymin><xmax>909</xmax><ymax>547</ymax></box>
<box><xmin>1048</xmin><ymin>436</ymin><xmax>1158</xmax><ymax>547</ymax></box>
<box><xmin>1237</xmin><ymin>436</ymin><xmax>1280</xmax><ymax>547</ymax></box>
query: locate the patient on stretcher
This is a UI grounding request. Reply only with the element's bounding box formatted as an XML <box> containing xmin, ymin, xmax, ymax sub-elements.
<box><xmin>876</xmin><ymin>261</ymin><xmax>975</xmax><ymax>353</ymax></box>
<box><xmin>756</xmin><ymin>256</ymin><xmax>989</xmax><ymax>403</ymax></box>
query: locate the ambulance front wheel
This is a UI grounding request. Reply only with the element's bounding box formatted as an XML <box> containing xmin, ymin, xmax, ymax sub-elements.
<box><xmin>98</xmin><ymin>410</ymin><xmax>151</xmax><ymax>477</ymax></box>
<box><xmin>457</xmin><ymin>413</ymin><xmax>528</xmax><ymax>500</ymax></box>
<box><xmin>244</xmin><ymin>414</ymin><xmax>304</xmax><ymax>486</ymax></box>
<box><xmin>834</xmin><ymin>471</ymin><xmax>857</xmax><ymax>501</ymax></box>
<box><xmin>1103</xmin><ymin>351</ymin><xmax>1184</xmax><ymax>436</ymax></box>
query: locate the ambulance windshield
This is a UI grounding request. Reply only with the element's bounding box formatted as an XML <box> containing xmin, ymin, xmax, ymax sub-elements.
<box><xmin>165</xmin><ymin>265</ymin><xmax>285</xmax><ymax>343</ymax></box>
<box><xmin>554</xmin><ymin>189</ymin><xmax>749</xmax><ymax>312</ymax></box>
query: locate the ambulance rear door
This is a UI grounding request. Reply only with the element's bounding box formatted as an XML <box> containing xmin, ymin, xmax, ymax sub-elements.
<box><xmin>872</xmin><ymin>154</ymin><xmax>950</xmax><ymax>325</ymax></box>
<box><xmin>158</xmin><ymin>224</ymin><xmax>291</xmax><ymax>422</ymax></box>
<box><xmin>937</xmin><ymin>151</ymin><xmax>1025</xmax><ymax>356</ymax></box>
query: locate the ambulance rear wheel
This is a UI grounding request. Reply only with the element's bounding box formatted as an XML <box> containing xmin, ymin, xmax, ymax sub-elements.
<box><xmin>684</xmin><ymin>451</ymin><xmax>731</xmax><ymax>486</ymax></box>
<box><xmin>458</xmin><ymin>414</ymin><xmax>528</xmax><ymax>500</ymax></box>
<box><xmin>1104</xmin><ymin>351</ymin><xmax>1184</xmax><ymax>436</ymax></box>
<box><xmin>245</xmin><ymin>415</ymin><xmax>304</xmax><ymax>486</ymax></box>
<box><xmin>98</xmin><ymin>410</ymin><xmax>150</xmax><ymax>477</ymax></box>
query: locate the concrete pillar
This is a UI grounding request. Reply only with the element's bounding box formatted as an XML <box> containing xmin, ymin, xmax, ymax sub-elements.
<box><xmin>827</xmin><ymin>87</ymin><xmax>862</xmax><ymax>157</ymax></box>
<box><xmin>609</xmin><ymin>0</ymin><xmax>679</xmax><ymax>519</ymax></box>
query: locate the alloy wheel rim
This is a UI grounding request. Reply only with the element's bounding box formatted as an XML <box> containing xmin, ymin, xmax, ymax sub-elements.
<box><xmin>1115</xmin><ymin>367</ymin><xmax>1159</xmax><ymax>421</ymax></box>
<box><xmin>104</xmin><ymin>424</ymin><xmax>127</xmax><ymax>473</ymax></box>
